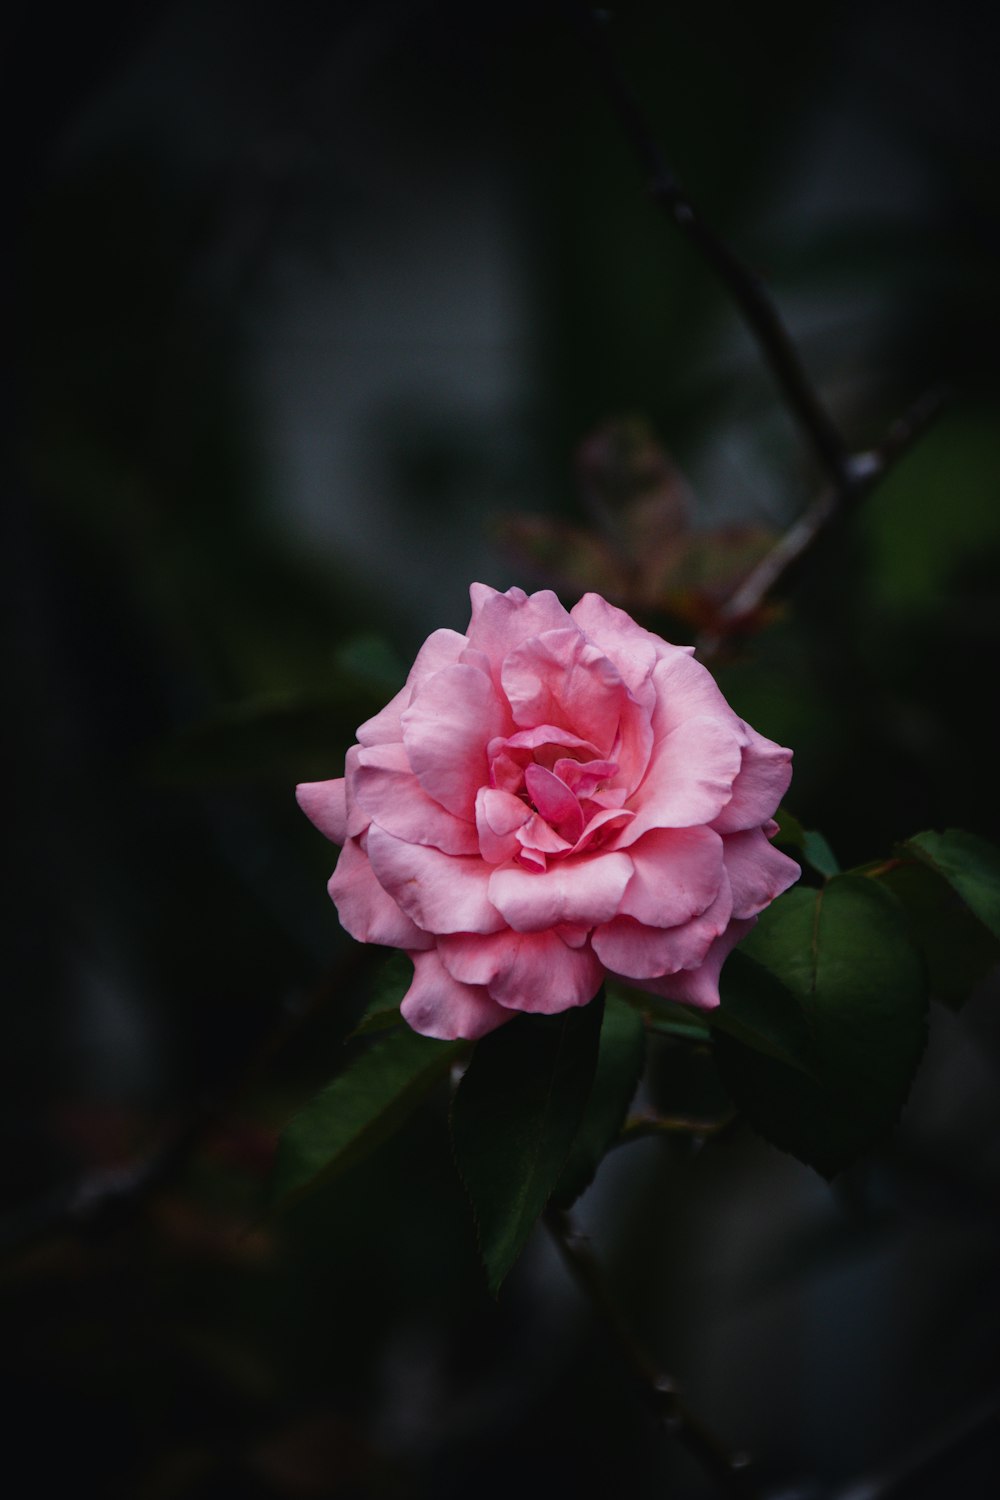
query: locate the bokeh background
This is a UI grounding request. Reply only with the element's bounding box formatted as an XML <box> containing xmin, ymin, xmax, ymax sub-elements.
<box><xmin>7</xmin><ymin>0</ymin><xmax>1000</xmax><ymax>1495</ymax></box>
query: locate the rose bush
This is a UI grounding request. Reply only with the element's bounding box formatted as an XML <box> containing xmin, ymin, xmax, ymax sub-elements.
<box><xmin>298</xmin><ymin>585</ymin><xmax>799</xmax><ymax>1039</ymax></box>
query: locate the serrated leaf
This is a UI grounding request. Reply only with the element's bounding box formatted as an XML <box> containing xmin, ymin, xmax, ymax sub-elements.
<box><xmin>270</xmin><ymin>1029</ymin><xmax>461</xmax><ymax>1209</ymax></box>
<box><xmin>451</xmin><ymin>998</ymin><xmax>604</xmax><ymax>1295</ymax></box>
<box><xmin>713</xmin><ymin>877</ymin><xmax>927</xmax><ymax>1178</ymax></box>
<box><xmin>711</xmin><ymin>949</ymin><xmax>817</xmax><ymax>1074</ymax></box>
<box><xmin>553</xmin><ymin>996</ymin><xmax>645</xmax><ymax>1209</ymax></box>
<box><xmin>903</xmin><ymin>829</ymin><xmax>1000</xmax><ymax>942</ymax></box>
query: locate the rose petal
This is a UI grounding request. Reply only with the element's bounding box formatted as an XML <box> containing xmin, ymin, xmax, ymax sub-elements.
<box><xmin>400</xmin><ymin>948</ymin><xmax>511</xmax><ymax>1040</ymax></box>
<box><xmin>476</xmin><ymin>786</ymin><xmax>533</xmax><ymax>864</ymax></box>
<box><xmin>488</xmin><ymin>850</ymin><xmax>634</xmax><ymax>933</ymax></box>
<box><xmin>618</xmin><ymin>716</ymin><xmax>745</xmax><ymax>841</ymax></box>
<box><xmin>356</xmin><ymin>628</ymin><xmax>467</xmax><ymax>746</ymax></box>
<box><xmin>592</xmin><ymin>876</ymin><xmax>734</xmax><ymax>978</ymax></box>
<box><xmin>712</xmin><ymin>724</ymin><xmax>794</xmax><ymax>834</ymax></box>
<box><xmin>353</xmin><ymin>744</ymin><xmax>480</xmax><ymax>855</ymax></box>
<box><xmin>366</xmin><ymin>824</ymin><xmax>505</xmax><ymax>935</ymax></box>
<box><xmin>501</xmin><ymin>627</ymin><xmax>625</xmax><ymax>752</ymax></box>
<box><xmin>722</xmin><ymin>828</ymin><xmax>800</xmax><ymax>918</ymax></box>
<box><xmin>328</xmin><ymin>837</ymin><xmax>433</xmax><ymax>950</ymax></box>
<box><xmin>633</xmin><ymin>918</ymin><xmax>757</xmax><ymax>1010</ymax></box>
<box><xmin>571</xmin><ymin>592</ymin><xmax>662</xmax><ymax>697</ymax></box>
<box><xmin>296</xmin><ymin>779</ymin><xmax>347</xmax><ymax>845</ymax></box>
<box><xmin>402</xmin><ymin>662</ymin><xmax>507</xmax><ymax>820</ymax></box>
<box><xmin>618</xmin><ymin>826</ymin><xmax>725</xmax><ymax>927</ymax></box>
<box><xmin>524</xmin><ymin>763</ymin><xmax>584</xmax><ymax>843</ymax></box>
<box><xmin>648</xmin><ymin>650</ymin><xmax>741</xmax><ymax>743</ymax></box>
<box><xmin>439</xmin><ymin>929</ymin><xmax>604</xmax><ymax>1013</ymax></box>
<box><xmin>343</xmin><ymin>745</ymin><xmax>370</xmax><ymax>837</ymax></box>
<box><xmin>466</xmin><ymin>585</ymin><xmax>574</xmax><ymax>685</ymax></box>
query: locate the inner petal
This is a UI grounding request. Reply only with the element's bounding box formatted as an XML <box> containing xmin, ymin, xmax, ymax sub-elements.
<box><xmin>524</xmin><ymin>763</ymin><xmax>585</xmax><ymax>844</ymax></box>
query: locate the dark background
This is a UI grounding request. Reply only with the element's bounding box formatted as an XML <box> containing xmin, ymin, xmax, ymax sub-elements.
<box><xmin>6</xmin><ymin>1</ymin><xmax>1000</xmax><ymax>1496</ymax></box>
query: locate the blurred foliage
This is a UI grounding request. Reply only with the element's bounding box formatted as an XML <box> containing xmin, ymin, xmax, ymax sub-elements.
<box><xmin>7</xmin><ymin>0</ymin><xmax>1000</xmax><ymax>1496</ymax></box>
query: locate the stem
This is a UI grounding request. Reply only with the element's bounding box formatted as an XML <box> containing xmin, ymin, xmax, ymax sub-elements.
<box><xmin>696</xmin><ymin>384</ymin><xmax>949</xmax><ymax>657</ymax></box>
<box><xmin>545</xmin><ymin>1207</ymin><xmax>764</xmax><ymax>1498</ymax></box>
<box><xmin>616</xmin><ymin>1110</ymin><xmax>737</xmax><ymax>1146</ymax></box>
<box><xmin>572</xmin><ymin>3</ymin><xmax>852</xmax><ymax>491</ymax></box>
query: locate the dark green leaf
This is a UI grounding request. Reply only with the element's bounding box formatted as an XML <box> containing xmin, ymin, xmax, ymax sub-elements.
<box><xmin>451</xmin><ymin>998</ymin><xmax>604</xmax><ymax>1295</ymax></box>
<box><xmin>607</xmin><ymin>982</ymin><xmax>711</xmax><ymax>1043</ymax></box>
<box><xmin>873</xmin><ymin>858</ymin><xmax>1000</xmax><ymax>1010</ymax></box>
<box><xmin>903</xmin><ymin>829</ymin><xmax>1000</xmax><ymax>942</ymax></box>
<box><xmin>351</xmin><ymin>951</ymin><xmax>411</xmax><ymax>1036</ymax></box>
<box><xmin>553</xmin><ymin>995</ymin><xmax>645</xmax><ymax>1209</ymax></box>
<box><xmin>713</xmin><ymin>877</ymin><xmax>927</xmax><ymax>1177</ymax></box>
<box><xmin>711</xmin><ymin>949</ymin><xmax>817</xmax><ymax>1074</ymax></box>
<box><xmin>270</xmin><ymin>1029</ymin><xmax>461</xmax><ymax>1209</ymax></box>
<box><xmin>773</xmin><ymin>806</ymin><xmax>840</xmax><ymax>879</ymax></box>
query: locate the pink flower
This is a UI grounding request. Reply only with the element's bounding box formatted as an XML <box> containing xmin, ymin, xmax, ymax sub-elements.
<box><xmin>298</xmin><ymin>585</ymin><xmax>799</xmax><ymax>1040</ymax></box>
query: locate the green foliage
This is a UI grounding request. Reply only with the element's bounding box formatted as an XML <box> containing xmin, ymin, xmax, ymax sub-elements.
<box><xmin>553</xmin><ymin>995</ymin><xmax>646</xmax><ymax>1209</ymax></box>
<box><xmin>450</xmin><ymin>999</ymin><xmax>604</xmax><ymax>1295</ymax></box>
<box><xmin>868</xmin><ymin>829</ymin><xmax>1000</xmax><ymax>1009</ymax></box>
<box><xmin>714</xmin><ymin>877</ymin><xmax>927</xmax><ymax>1177</ymax></box>
<box><xmin>270</xmin><ymin>1029</ymin><xmax>462</xmax><ymax>1209</ymax></box>
<box><xmin>773</xmin><ymin>807</ymin><xmax>840</xmax><ymax>879</ymax></box>
<box><xmin>711</xmin><ymin>949</ymin><xmax>817</xmax><ymax>1074</ymax></box>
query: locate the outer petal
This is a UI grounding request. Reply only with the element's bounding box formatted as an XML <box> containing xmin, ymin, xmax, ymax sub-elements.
<box><xmin>402</xmin><ymin>663</ymin><xmax>507</xmax><ymax>820</ymax></box>
<box><xmin>356</xmin><ymin>627</ymin><xmax>468</xmax><ymax>746</ymax></box>
<box><xmin>723</xmin><ymin>828</ymin><xmax>800</xmax><ymax>918</ymax></box>
<box><xmin>328</xmin><ymin>836</ymin><xmax>433</xmax><ymax>949</ymax></box>
<box><xmin>570</xmin><ymin>592</ymin><xmax>663</xmax><ymax>695</ymax></box>
<box><xmin>438</xmin><ymin>929</ymin><xmax>604</xmax><ymax>1013</ymax></box>
<box><xmin>366</xmin><ymin>824</ymin><xmax>505</xmax><ymax>935</ymax></box>
<box><xmin>632</xmin><ymin>918</ymin><xmax>757</xmax><ymax>1010</ymax></box>
<box><xmin>400</xmin><ymin>948</ymin><xmax>511</xmax><ymax>1040</ymax></box>
<box><xmin>353</xmin><ymin>744</ymin><xmax>480</xmax><ymax>855</ymax></box>
<box><xmin>647</xmin><ymin>650</ymin><xmax>741</xmax><ymax>742</ymax></box>
<box><xmin>712</xmin><ymin>725</ymin><xmax>794</xmax><ymax>834</ymax></box>
<box><xmin>618</xmin><ymin>826</ymin><xmax>724</xmax><ymax>927</ymax></box>
<box><xmin>501</xmin><ymin>627</ymin><xmax>624</xmax><ymax>751</ymax></box>
<box><xmin>465</xmin><ymin>585</ymin><xmax>574</xmax><ymax>686</ymax></box>
<box><xmin>296</xmin><ymin>779</ymin><xmax>347</xmax><ymax>845</ymax></box>
<box><xmin>592</xmin><ymin>875</ymin><xmax>734</xmax><ymax>978</ymax></box>
<box><xmin>488</xmin><ymin>851</ymin><xmax>634</xmax><ymax>933</ymax></box>
<box><xmin>618</xmin><ymin>717</ymin><xmax>744</xmax><ymax>842</ymax></box>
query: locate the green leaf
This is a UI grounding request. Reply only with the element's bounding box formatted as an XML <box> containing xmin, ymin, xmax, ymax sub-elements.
<box><xmin>270</xmin><ymin>1029</ymin><xmax>461</xmax><ymax>1209</ymax></box>
<box><xmin>713</xmin><ymin>877</ymin><xmax>927</xmax><ymax>1178</ymax></box>
<box><xmin>553</xmin><ymin>995</ymin><xmax>645</xmax><ymax>1209</ymax></box>
<box><xmin>451</xmin><ymin>998</ymin><xmax>604</xmax><ymax>1295</ymax></box>
<box><xmin>903</xmin><ymin>829</ymin><xmax>1000</xmax><ymax>942</ymax></box>
<box><xmin>711</xmin><ymin>949</ymin><xmax>817</xmax><ymax>1074</ymax></box>
<box><xmin>872</xmin><ymin>856</ymin><xmax>1000</xmax><ymax>1010</ymax></box>
<box><xmin>773</xmin><ymin>806</ymin><xmax>840</xmax><ymax>879</ymax></box>
<box><xmin>351</xmin><ymin>952</ymin><xmax>411</xmax><ymax>1036</ymax></box>
<box><xmin>608</xmin><ymin>982</ymin><xmax>711</xmax><ymax>1043</ymax></box>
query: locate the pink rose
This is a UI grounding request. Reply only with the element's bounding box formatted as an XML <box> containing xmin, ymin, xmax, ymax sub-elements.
<box><xmin>298</xmin><ymin>585</ymin><xmax>799</xmax><ymax>1040</ymax></box>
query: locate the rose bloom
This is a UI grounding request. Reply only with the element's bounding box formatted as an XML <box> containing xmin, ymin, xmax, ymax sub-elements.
<box><xmin>298</xmin><ymin>585</ymin><xmax>799</xmax><ymax>1040</ymax></box>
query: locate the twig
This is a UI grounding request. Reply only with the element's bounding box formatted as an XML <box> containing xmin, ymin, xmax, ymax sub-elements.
<box><xmin>572</xmin><ymin>3</ymin><xmax>852</xmax><ymax>492</ymax></box>
<box><xmin>616</xmin><ymin>1110</ymin><xmax>737</xmax><ymax>1146</ymax></box>
<box><xmin>545</xmin><ymin>1206</ymin><xmax>764</xmax><ymax>1498</ymax></box>
<box><xmin>695</xmin><ymin>384</ymin><xmax>949</xmax><ymax>657</ymax></box>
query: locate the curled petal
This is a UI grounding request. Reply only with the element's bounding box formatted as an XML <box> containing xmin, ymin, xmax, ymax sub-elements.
<box><xmin>353</xmin><ymin>744</ymin><xmax>480</xmax><ymax>855</ymax></box>
<box><xmin>489</xmin><ymin>850</ymin><xmax>634</xmax><ymax>933</ymax></box>
<box><xmin>439</xmin><ymin>929</ymin><xmax>604</xmax><ymax>1013</ymax></box>
<box><xmin>571</xmin><ymin>591</ymin><xmax>662</xmax><ymax>697</ymax></box>
<box><xmin>592</xmin><ymin>875</ymin><xmax>734</xmax><ymax>979</ymax></box>
<box><xmin>366</xmin><ymin>824</ymin><xmax>505</xmax><ymax>935</ymax></box>
<box><xmin>618</xmin><ymin>826</ymin><xmax>724</xmax><ymax>927</ymax></box>
<box><xmin>356</xmin><ymin>628</ymin><xmax>467</xmax><ymax>746</ymax></box>
<box><xmin>648</xmin><ymin>651</ymin><xmax>741</xmax><ymax>743</ymax></box>
<box><xmin>722</xmin><ymin>828</ymin><xmax>800</xmax><ymax>918</ymax></box>
<box><xmin>328</xmin><ymin>837</ymin><xmax>433</xmax><ymax>950</ymax></box>
<box><xmin>620</xmin><ymin>717</ymin><xmax>744</xmax><ymax>841</ymax></box>
<box><xmin>712</xmin><ymin>725</ymin><xmax>794</xmax><ymax>834</ymax></box>
<box><xmin>524</xmin><ymin>763</ymin><xmax>584</xmax><ymax>844</ymax></box>
<box><xmin>402</xmin><ymin>663</ymin><xmax>507</xmax><ymax>820</ymax></box>
<box><xmin>502</xmin><ymin>627</ymin><xmax>625</xmax><ymax>752</ymax></box>
<box><xmin>466</xmin><ymin>584</ymin><xmax>574</xmax><ymax>685</ymax></box>
<box><xmin>476</xmin><ymin>786</ymin><xmax>532</xmax><ymax>864</ymax></box>
<box><xmin>634</xmin><ymin>918</ymin><xmax>757</xmax><ymax>1010</ymax></box>
<box><xmin>296</xmin><ymin>779</ymin><xmax>347</xmax><ymax>845</ymax></box>
<box><xmin>400</xmin><ymin>948</ymin><xmax>511</xmax><ymax>1040</ymax></box>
